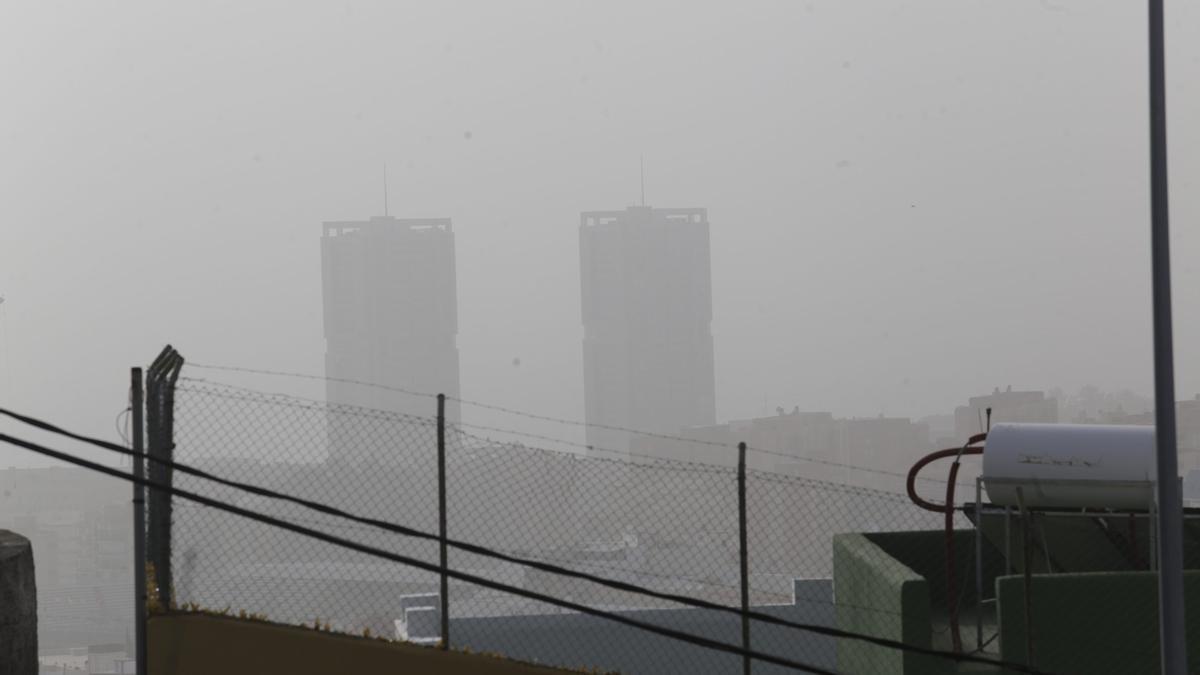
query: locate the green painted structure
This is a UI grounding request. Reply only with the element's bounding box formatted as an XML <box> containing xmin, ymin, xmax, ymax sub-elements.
<box><xmin>832</xmin><ymin>529</ymin><xmax>1200</xmax><ymax>675</ymax></box>
<box><xmin>833</xmin><ymin>531</ymin><xmax>1004</xmax><ymax>675</ymax></box>
<box><xmin>996</xmin><ymin>571</ymin><xmax>1200</xmax><ymax>675</ymax></box>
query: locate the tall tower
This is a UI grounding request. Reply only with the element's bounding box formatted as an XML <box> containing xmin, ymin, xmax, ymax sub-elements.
<box><xmin>579</xmin><ymin>206</ymin><xmax>717</xmax><ymax>454</ymax></box>
<box><xmin>321</xmin><ymin>216</ymin><xmax>460</xmax><ymax>463</ymax></box>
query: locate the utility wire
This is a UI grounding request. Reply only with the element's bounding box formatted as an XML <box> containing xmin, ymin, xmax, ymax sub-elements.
<box><xmin>0</xmin><ymin>406</ymin><xmax>1049</xmax><ymax>675</ymax></box>
<box><xmin>173</xmin><ymin>502</ymin><xmax>911</xmax><ymax>622</ymax></box>
<box><xmin>0</xmin><ymin>429</ymin><xmax>836</xmax><ymax>675</ymax></box>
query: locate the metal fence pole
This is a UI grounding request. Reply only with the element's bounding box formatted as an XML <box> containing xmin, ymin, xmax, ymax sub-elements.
<box><xmin>130</xmin><ymin>368</ymin><xmax>147</xmax><ymax>675</ymax></box>
<box><xmin>146</xmin><ymin>346</ymin><xmax>183</xmax><ymax>610</ymax></box>
<box><xmin>1016</xmin><ymin>487</ymin><xmax>1034</xmax><ymax>669</ymax></box>
<box><xmin>975</xmin><ymin>476</ymin><xmax>983</xmax><ymax>650</ymax></box>
<box><xmin>737</xmin><ymin>441</ymin><xmax>751</xmax><ymax>675</ymax></box>
<box><xmin>145</xmin><ymin>349</ymin><xmax>167</xmax><ymax>607</ymax></box>
<box><xmin>437</xmin><ymin>393</ymin><xmax>450</xmax><ymax>650</ymax></box>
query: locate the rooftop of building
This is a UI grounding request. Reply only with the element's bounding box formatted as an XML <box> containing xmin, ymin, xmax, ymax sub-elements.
<box><xmin>323</xmin><ymin>215</ymin><xmax>452</xmax><ymax>235</ymax></box>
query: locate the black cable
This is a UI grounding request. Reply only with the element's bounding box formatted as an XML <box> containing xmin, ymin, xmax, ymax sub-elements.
<box><xmin>175</xmin><ymin>502</ymin><xmax>914</xmax><ymax>623</ymax></box>
<box><xmin>114</xmin><ymin>406</ymin><xmax>131</xmax><ymax>447</ymax></box>
<box><xmin>0</xmin><ymin>430</ymin><xmax>835</xmax><ymax>675</ymax></box>
<box><xmin>0</xmin><ymin>407</ymin><xmax>1052</xmax><ymax>675</ymax></box>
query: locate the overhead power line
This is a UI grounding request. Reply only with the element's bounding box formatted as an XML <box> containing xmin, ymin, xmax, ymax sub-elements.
<box><xmin>0</xmin><ymin>406</ymin><xmax>1047</xmax><ymax>675</ymax></box>
<box><xmin>0</xmin><ymin>429</ymin><xmax>836</xmax><ymax>675</ymax></box>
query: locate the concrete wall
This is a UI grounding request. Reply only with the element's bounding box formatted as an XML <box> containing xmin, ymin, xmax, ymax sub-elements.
<box><xmin>1</xmin><ymin>529</ymin><xmax>37</xmax><ymax>675</ymax></box>
<box><xmin>447</xmin><ymin>579</ymin><xmax>836</xmax><ymax>674</ymax></box>
<box><xmin>148</xmin><ymin>613</ymin><xmax>574</xmax><ymax>675</ymax></box>
<box><xmin>832</xmin><ymin>533</ymin><xmax>940</xmax><ymax>675</ymax></box>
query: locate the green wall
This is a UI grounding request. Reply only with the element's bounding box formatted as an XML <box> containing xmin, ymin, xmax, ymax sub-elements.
<box><xmin>833</xmin><ymin>532</ymin><xmax>944</xmax><ymax>675</ymax></box>
<box><xmin>834</xmin><ymin>526</ymin><xmax>1200</xmax><ymax>675</ymax></box>
<box><xmin>996</xmin><ymin>570</ymin><xmax>1200</xmax><ymax>675</ymax></box>
<box><xmin>833</xmin><ymin>529</ymin><xmax>1007</xmax><ymax>675</ymax></box>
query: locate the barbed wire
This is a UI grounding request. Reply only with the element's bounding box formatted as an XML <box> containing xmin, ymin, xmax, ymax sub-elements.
<box><xmin>186</xmin><ymin>362</ymin><xmax>437</xmax><ymax>400</ymax></box>
<box><xmin>178</xmin><ymin>378</ymin><xmax>439</xmax><ymax>428</ymax></box>
<box><xmin>450</xmin><ymin>424</ymin><xmax>739</xmax><ymax>477</ymax></box>
<box><xmin>181</xmin><ymin>365</ymin><xmax>970</xmax><ymax>489</ymax></box>
<box><xmin>183</xmin><ymin>377</ymin><xmax>861</xmax><ymax>484</ymax></box>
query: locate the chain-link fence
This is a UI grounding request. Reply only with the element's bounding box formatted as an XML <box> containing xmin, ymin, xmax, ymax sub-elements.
<box><xmin>156</xmin><ymin>369</ymin><xmax>1181</xmax><ymax>675</ymax></box>
<box><xmin>8</xmin><ymin>358</ymin><xmax>1167</xmax><ymax>674</ymax></box>
<box><xmin>164</xmin><ymin>375</ymin><xmax>1035</xmax><ymax>675</ymax></box>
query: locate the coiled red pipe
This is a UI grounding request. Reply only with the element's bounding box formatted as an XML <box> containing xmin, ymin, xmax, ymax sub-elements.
<box><xmin>905</xmin><ymin>432</ymin><xmax>986</xmax><ymax>653</ymax></box>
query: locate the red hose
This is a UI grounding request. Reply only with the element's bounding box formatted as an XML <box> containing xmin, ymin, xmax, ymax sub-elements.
<box><xmin>905</xmin><ymin>433</ymin><xmax>986</xmax><ymax>513</ymax></box>
<box><xmin>905</xmin><ymin>433</ymin><xmax>986</xmax><ymax>653</ymax></box>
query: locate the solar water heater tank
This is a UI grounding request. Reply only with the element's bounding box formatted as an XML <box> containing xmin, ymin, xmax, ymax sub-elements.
<box><xmin>982</xmin><ymin>423</ymin><xmax>1157</xmax><ymax>510</ymax></box>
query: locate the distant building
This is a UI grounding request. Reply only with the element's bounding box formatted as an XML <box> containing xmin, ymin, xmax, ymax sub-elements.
<box><xmin>838</xmin><ymin>416</ymin><xmax>931</xmax><ymax>475</ymax></box>
<box><xmin>321</xmin><ymin>216</ymin><xmax>460</xmax><ymax>463</ymax></box>
<box><xmin>579</xmin><ymin>206</ymin><xmax>716</xmax><ymax>454</ymax></box>
<box><xmin>953</xmin><ymin>386</ymin><xmax>1057</xmax><ymax>441</ymax></box>
<box><xmin>1103</xmin><ymin>393</ymin><xmax>1200</xmax><ymax>480</ymax></box>
<box><xmin>0</xmin><ymin>467</ymin><xmax>132</xmax><ymax>650</ymax></box>
<box><xmin>630</xmin><ymin>408</ymin><xmax>930</xmax><ymax>491</ymax></box>
<box><xmin>1181</xmin><ymin>394</ymin><xmax>1200</xmax><ymax>454</ymax></box>
<box><xmin>918</xmin><ymin>414</ymin><xmax>956</xmax><ymax>448</ymax></box>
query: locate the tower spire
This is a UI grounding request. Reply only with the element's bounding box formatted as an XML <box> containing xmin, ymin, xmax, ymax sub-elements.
<box><xmin>640</xmin><ymin>155</ymin><xmax>645</xmax><ymax>207</ymax></box>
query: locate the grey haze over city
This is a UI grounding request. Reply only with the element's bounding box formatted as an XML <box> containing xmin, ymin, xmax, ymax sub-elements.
<box><xmin>5</xmin><ymin>3</ymin><xmax>1200</xmax><ymax>673</ymax></box>
<box><xmin>3</xmin><ymin>1</ymin><xmax>1199</xmax><ymax>469</ymax></box>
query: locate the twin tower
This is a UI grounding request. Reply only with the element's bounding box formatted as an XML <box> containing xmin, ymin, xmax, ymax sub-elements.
<box><xmin>321</xmin><ymin>206</ymin><xmax>716</xmax><ymax>460</ymax></box>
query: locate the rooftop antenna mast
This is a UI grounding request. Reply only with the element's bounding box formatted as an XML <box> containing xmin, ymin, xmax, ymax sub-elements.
<box><xmin>383</xmin><ymin>163</ymin><xmax>389</xmax><ymax>216</ymax></box>
<box><xmin>640</xmin><ymin>155</ymin><xmax>646</xmax><ymax>207</ymax></box>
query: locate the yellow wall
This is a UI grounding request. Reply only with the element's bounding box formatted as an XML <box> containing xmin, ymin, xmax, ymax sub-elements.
<box><xmin>148</xmin><ymin>613</ymin><xmax>580</xmax><ymax>675</ymax></box>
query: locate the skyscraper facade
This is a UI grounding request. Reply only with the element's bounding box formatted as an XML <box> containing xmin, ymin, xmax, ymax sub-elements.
<box><xmin>321</xmin><ymin>216</ymin><xmax>460</xmax><ymax>463</ymax></box>
<box><xmin>579</xmin><ymin>206</ymin><xmax>717</xmax><ymax>454</ymax></box>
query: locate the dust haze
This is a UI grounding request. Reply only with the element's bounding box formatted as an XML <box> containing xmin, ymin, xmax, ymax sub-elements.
<box><xmin>4</xmin><ymin>3</ymin><xmax>1200</xmax><ymax>668</ymax></box>
<box><xmin>3</xmin><ymin>2</ymin><xmax>1199</xmax><ymax>467</ymax></box>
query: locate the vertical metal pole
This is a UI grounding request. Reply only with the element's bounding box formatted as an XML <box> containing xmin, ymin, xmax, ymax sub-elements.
<box><xmin>1148</xmin><ymin>1</ymin><xmax>1187</xmax><ymax>672</ymax></box>
<box><xmin>975</xmin><ymin>477</ymin><xmax>983</xmax><ymax>649</ymax></box>
<box><xmin>737</xmin><ymin>442</ymin><xmax>751</xmax><ymax>675</ymax></box>
<box><xmin>1004</xmin><ymin>506</ymin><xmax>1012</xmax><ymax>575</ymax></box>
<box><xmin>1016</xmin><ymin>487</ymin><xmax>1034</xmax><ymax>668</ymax></box>
<box><xmin>1150</xmin><ymin>497</ymin><xmax>1159</xmax><ymax>572</ymax></box>
<box><xmin>157</xmin><ymin>352</ymin><xmax>182</xmax><ymax>610</ymax></box>
<box><xmin>130</xmin><ymin>368</ymin><xmax>147</xmax><ymax>675</ymax></box>
<box><xmin>437</xmin><ymin>394</ymin><xmax>450</xmax><ymax>650</ymax></box>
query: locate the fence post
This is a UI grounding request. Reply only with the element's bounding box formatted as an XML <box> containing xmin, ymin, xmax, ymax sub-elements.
<box><xmin>131</xmin><ymin>368</ymin><xmax>147</xmax><ymax>675</ymax></box>
<box><xmin>437</xmin><ymin>393</ymin><xmax>450</xmax><ymax>650</ymax></box>
<box><xmin>146</xmin><ymin>346</ymin><xmax>183</xmax><ymax>610</ymax></box>
<box><xmin>145</xmin><ymin>348</ymin><xmax>167</xmax><ymax>606</ymax></box>
<box><xmin>738</xmin><ymin>441</ymin><xmax>751</xmax><ymax>675</ymax></box>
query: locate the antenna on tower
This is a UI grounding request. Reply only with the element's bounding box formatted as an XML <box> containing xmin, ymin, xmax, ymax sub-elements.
<box><xmin>383</xmin><ymin>163</ymin><xmax>389</xmax><ymax>216</ymax></box>
<box><xmin>640</xmin><ymin>155</ymin><xmax>645</xmax><ymax>207</ymax></box>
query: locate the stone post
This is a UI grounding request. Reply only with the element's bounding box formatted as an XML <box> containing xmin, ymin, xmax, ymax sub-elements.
<box><xmin>0</xmin><ymin>529</ymin><xmax>37</xmax><ymax>675</ymax></box>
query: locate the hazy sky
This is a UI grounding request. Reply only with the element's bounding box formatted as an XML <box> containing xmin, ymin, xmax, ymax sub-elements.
<box><xmin>2</xmin><ymin>1</ymin><xmax>1198</xmax><ymax>467</ymax></box>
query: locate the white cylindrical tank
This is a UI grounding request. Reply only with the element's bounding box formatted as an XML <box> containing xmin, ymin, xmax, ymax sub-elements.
<box><xmin>982</xmin><ymin>423</ymin><xmax>1156</xmax><ymax>510</ymax></box>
